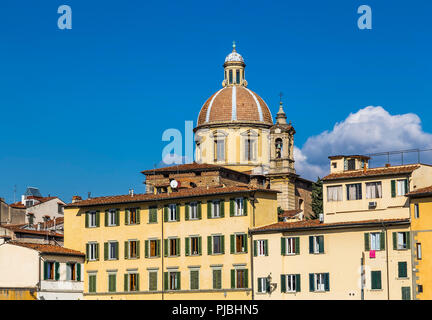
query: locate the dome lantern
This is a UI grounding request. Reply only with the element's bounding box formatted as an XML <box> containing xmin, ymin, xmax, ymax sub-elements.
<box><xmin>222</xmin><ymin>42</ymin><xmax>247</xmax><ymax>88</ymax></box>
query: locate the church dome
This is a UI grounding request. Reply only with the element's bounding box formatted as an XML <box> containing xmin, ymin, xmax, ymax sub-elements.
<box><xmin>225</xmin><ymin>51</ymin><xmax>244</xmax><ymax>63</ymax></box>
<box><xmin>197</xmin><ymin>86</ymin><xmax>273</xmax><ymax>127</ymax></box>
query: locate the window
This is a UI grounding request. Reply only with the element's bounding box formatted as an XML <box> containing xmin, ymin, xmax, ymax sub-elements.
<box><xmin>186</xmin><ymin>236</ymin><xmax>201</xmax><ymax>256</ymax></box>
<box><xmin>145</xmin><ymin>239</ymin><xmax>161</xmax><ymax>258</ymax></box>
<box><xmin>25</xmin><ymin>200</ymin><xmax>34</xmax><ymax>207</ymax></box>
<box><xmin>231</xmin><ymin>234</ymin><xmax>247</xmax><ymax>254</ymax></box>
<box><xmin>281</xmin><ymin>237</ymin><xmax>300</xmax><ymax>255</ymax></box>
<box><xmin>371</xmin><ymin>271</ymin><xmax>382</xmax><ymax>290</ymax></box>
<box><xmin>281</xmin><ymin>274</ymin><xmax>300</xmax><ymax>293</ymax></box>
<box><xmin>332</xmin><ymin>162</ymin><xmax>337</xmax><ymax>169</ymax></box>
<box><xmin>190</xmin><ymin>270</ymin><xmax>199</xmax><ymax>290</ymax></box>
<box><xmin>244</xmin><ymin>138</ymin><xmax>256</xmax><ymax>161</ymax></box>
<box><xmin>234</xmin><ymin>198</ymin><xmax>245</xmax><ymax>216</ymax></box>
<box><xmin>347</xmin><ymin>159</ymin><xmax>356</xmax><ymax>170</ymax></box>
<box><xmin>86</xmin><ymin>242</ymin><xmax>99</xmax><ymax>261</ymax></box>
<box><xmin>254</xmin><ymin>240</ymin><xmax>268</xmax><ymax>256</ymax></box>
<box><xmin>208</xmin><ymin>235</ymin><xmax>224</xmax><ymax>255</ymax></box>
<box><xmin>327</xmin><ymin>185</ymin><xmax>342</xmax><ymax>202</ymax></box>
<box><xmin>309</xmin><ymin>236</ymin><xmax>324</xmax><ymax>254</ymax></box>
<box><xmin>126</xmin><ymin>208</ymin><xmax>140</xmax><ymax>225</ymax></box>
<box><xmin>108</xmin><ymin>274</ymin><xmax>116</xmax><ymax>292</ymax></box>
<box><xmin>257</xmin><ymin>277</ymin><xmax>270</xmax><ymax>293</ymax></box>
<box><xmin>165</xmin><ymin>271</ymin><xmax>180</xmax><ymax>290</ymax></box>
<box><xmin>211</xmin><ymin>200</ymin><xmax>221</xmax><ymax>218</ymax></box>
<box><xmin>369</xmin><ymin>232</ymin><xmax>384</xmax><ymax>251</ymax></box>
<box><xmin>310</xmin><ymin>273</ymin><xmax>329</xmax><ymax>292</ymax></box>
<box><xmin>58</xmin><ymin>204</ymin><xmax>63</xmax><ymax>214</ymax></box>
<box><xmin>86</xmin><ymin>211</ymin><xmax>99</xmax><ymax>228</ymax></box>
<box><xmin>414</xmin><ymin>204</ymin><xmax>419</xmax><ymax>219</ymax></box>
<box><xmin>346</xmin><ymin>183</ymin><xmax>362</xmax><ymax>200</ymax></box>
<box><xmin>366</xmin><ymin>182</ymin><xmax>382</xmax><ymax>199</ymax></box>
<box><xmin>105</xmin><ymin>209</ymin><xmax>118</xmax><ymax>226</ymax></box>
<box><xmin>236</xmin><ymin>69</ymin><xmax>240</xmax><ymax>84</ymax></box>
<box><xmin>398</xmin><ymin>261</ymin><xmax>408</xmax><ymax>278</ymax></box>
<box><xmin>125</xmin><ymin>240</ymin><xmax>139</xmax><ymax>259</ymax></box>
<box><xmin>391</xmin><ymin>179</ymin><xmax>409</xmax><ymax>197</ymax></box>
<box><xmin>165</xmin><ymin>238</ymin><xmax>180</xmax><ymax>257</ymax></box>
<box><xmin>418</xmin><ymin>285</ymin><xmax>423</xmax><ymax>293</ymax></box>
<box><xmin>66</xmin><ymin>262</ymin><xmax>80</xmax><ymax>281</ymax></box>
<box><xmin>275</xmin><ymin>138</ymin><xmax>283</xmax><ymax>159</ymax></box>
<box><xmin>215</xmin><ymin>138</ymin><xmax>225</xmax><ymax>162</ymax></box>
<box><xmin>125</xmin><ymin>273</ymin><xmax>139</xmax><ymax>292</ymax></box>
<box><xmin>149</xmin><ymin>206</ymin><xmax>158</xmax><ymax>223</ymax></box>
<box><xmin>44</xmin><ymin>261</ymin><xmax>57</xmax><ymax>280</ymax></box>
<box><xmin>104</xmin><ymin>241</ymin><xmax>118</xmax><ymax>260</ymax></box>
<box><xmin>149</xmin><ymin>271</ymin><xmax>157</xmax><ymax>291</ymax></box>
<box><xmin>213</xmin><ymin>269</ymin><xmax>222</xmax><ymax>289</ymax></box>
<box><xmin>27</xmin><ymin>214</ymin><xmax>34</xmax><ymax>225</ymax></box>
<box><xmin>88</xmin><ymin>274</ymin><xmax>97</xmax><ymax>293</ymax></box>
<box><xmin>229</xmin><ymin>70</ymin><xmax>233</xmax><ymax>84</ymax></box>
<box><xmin>402</xmin><ymin>287</ymin><xmax>411</xmax><ymax>300</ymax></box>
<box><xmin>232</xmin><ymin>269</ymin><xmax>248</xmax><ymax>289</ymax></box>
<box><xmin>417</xmin><ymin>243</ymin><xmax>422</xmax><ymax>260</ymax></box>
<box><xmin>188</xmin><ymin>202</ymin><xmax>198</xmax><ymax>220</ymax></box>
<box><xmin>394</xmin><ymin>232</ymin><xmax>410</xmax><ymax>250</ymax></box>
<box><xmin>165</xmin><ymin>204</ymin><xmax>179</xmax><ymax>222</ymax></box>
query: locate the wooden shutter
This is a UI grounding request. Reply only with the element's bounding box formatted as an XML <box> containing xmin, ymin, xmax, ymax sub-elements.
<box><xmin>176</xmin><ymin>238</ymin><xmax>180</xmax><ymax>256</ymax></box>
<box><xmin>221</xmin><ymin>235</ymin><xmax>225</xmax><ymax>254</ymax></box>
<box><xmin>164</xmin><ymin>272</ymin><xmax>168</xmax><ymax>290</ymax></box>
<box><xmin>124</xmin><ymin>241</ymin><xmax>128</xmax><ymax>259</ymax></box>
<box><xmin>220</xmin><ymin>200</ymin><xmax>225</xmax><ymax>217</ymax></box>
<box><xmin>85</xmin><ymin>244</ymin><xmax>89</xmax><ymax>261</ymax></box>
<box><xmin>136</xmin><ymin>273</ymin><xmax>140</xmax><ymax>291</ymax></box>
<box><xmin>136</xmin><ymin>208</ymin><xmax>140</xmax><ymax>224</ymax></box>
<box><xmin>391</xmin><ymin>180</ymin><xmax>396</xmax><ymax>198</ymax></box>
<box><xmin>163</xmin><ymin>205</ymin><xmax>168</xmax><ymax>222</ymax></box>
<box><xmin>230</xmin><ymin>198</ymin><xmax>234</xmax><ymax>217</ymax></box>
<box><xmin>157</xmin><ymin>240</ymin><xmax>161</xmax><ymax>257</ymax></box>
<box><xmin>95</xmin><ymin>243</ymin><xmax>99</xmax><ymax>261</ymax></box>
<box><xmin>125</xmin><ymin>209</ymin><xmax>129</xmax><ymax>225</ymax></box>
<box><xmin>295</xmin><ymin>237</ymin><xmax>300</xmax><ymax>254</ymax></box>
<box><xmin>164</xmin><ymin>239</ymin><xmax>168</xmax><ymax>257</ymax></box>
<box><xmin>254</xmin><ymin>240</ymin><xmax>257</xmax><ymax>257</ymax></box>
<box><xmin>364</xmin><ymin>233</ymin><xmax>370</xmax><ymax>251</ymax></box>
<box><xmin>230</xmin><ymin>234</ymin><xmax>234</xmax><ymax>254</ymax></box>
<box><xmin>185</xmin><ymin>237</ymin><xmax>190</xmax><ymax>256</ymax></box>
<box><xmin>207</xmin><ymin>201</ymin><xmax>212</xmax><ymax>218</ymax></box>
<box><xmin>309</xmin><ymin>236</ymin><xmax>313</xmax><ymax>254</ymax></box>
<box><xmin>197</xmin><ymin>201</ymin><xmax>202</xmax><ymax>219</ymax></box>
<box><xmin>85</xmin><ymin>211</ymin><xmax>89</xmax><ymax>228</ymax></box>
<box><xmin>398</xmin><ymin>262</ymin><xmax>407</xmax><ymax>278</ymax></box>
<box><xmin>176</xmin><ymin>272</ymin><xmax>181</xmax><ymax>290</ymax></box>
<box><xmin>198</xmin><ymin>237</ymin><xmax>202</xmax><ymax>255</ymax></box>
<box><xmin>185</xmin><ymin>203</ymin><xmax>190</xmax><ymax>220</ymax></box>
<box><xmin>243</xmin><ymin>198</ymin><xmax>248</xmax><ymax>216</ymax></box>
<box><xmin>295</xmin><ymin>274</ymin><xmax>301</xmax><ymax>292</ymax></box>
<box><xmin>281</xmin><ymin>238</ymin><xmax>286</xmax><ymax>255</ymax></box>
<box><xmin>231</xmin><ymin>269</ymin><xmax>235</xmax><ymax>288</ymax></box>
<box><xmin>43</xmin><ymin>261</ymin><xmax>48</xmax><ymax>280</ymax></box>
<box><xmin>77</xmin><ymin>263</ymin><xmax>81</xmax><ymax>281</ymax></box>
<box><xmin>136</xmin><ymin>241</ymin><xmax>140</xmax><ymax>258</ymax></box>
<box><xmin>243</xmin><ymin>234</ymin><xmax>248</xmax><ymax>253</ymax></box>
<box><xmin>95</xmin><ymin>211</ymin><xmax>100</xmax><ymax>227</ymax></box>
<box><xmin>176</xmin><ymin>204</ymin><xmax>180</xmax><ymax>221</ymax></box>
<box><xmin>380</xmin><ymin>232</ymin><xmax>385</xmax><ymax>250</ymax></box>
<box><xmin>145</xmin><ymin>240</ymin><xmax>149</xmax><ymax>258</ymax></box>
<box><xmin>318</xmin><ymin>236</ymin><xmax>324</xmax><ymax>253</ymax></box>
<box><xmin>265</xmin><ymin>240</ymin><xmax>269</xmax><ymax>256</ymax></box>
<box><xmin>104</xmin><ymin>242</ymin><xmax>108</xmax><ymax>260</ymax></box>
<box><xmin>258</xmin><ymin>278</ymin><xmax>262</xmax><ymax>293</ymax></box>
<box><xmin>244</xmin><ymin>269</ymin><xmax>249</xmax><ymax>288</ymax></box>
<box><xmin>207</xmin><ymin>236</ymin><xmax>212</xmax><ymax>255</ymax></box>
<box><xmin>55</xmin><ymin>262</ymin><xmax>60</xmax><ymax>280</ymax></box>
<box><xmin>309</xmin><ymin>273</ymin><xmax>314</xmax><ymax>292</ymax></box>
<box><xmin>280</xmin><ymin>274</ymin><xmax>286</xmax><ymax>293</ymax></box>
<box><xmin>124</xmin><ymin>274</ymin><xmax>128</xmax><ymax>292</ymax></box>
<box><xmin>406</xmin><ymin>232</ymin><xmax>411</xmax><ymax>249</ymax></box>
<box><xmin>393</xmin><ymin>232</ymin><xmax>397</xmax><ymax>250</ymax></box>
<box><xmin>105</xmin><ymin>210</ymin><xmax>109</xmax><ymax>227</ymax></box>
<box><xmin>116</xmin><ymin>209</ymin><xmax>120</xmax><ymax>226</ymax></box>
<box><xmin>404</xmin><ymin>179</ymin><xmax>409</xmax><ymax>194</ymax></box>
<box><xmin>324</xmin><ymin>273</ymin><xmax>330</xmax><ymax>291</ymax></box>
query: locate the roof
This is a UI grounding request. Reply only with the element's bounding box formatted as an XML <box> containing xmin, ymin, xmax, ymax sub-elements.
<box><xmin>328</xmin><ymin>155</ymin><xmax>371</xmax><ymax>160</ymax></box>
<box><xmin>24</xmin><ymin>187</ymin><xmax>42</xmax><ymax>198</ymax></box>
<box><xmin>323</xmin><ymin>164</ymin><xmax>420</xmax><ymax>181</ymax></box>
<box><xmin>65</xmin><ymin>186</ymin><xmax>279</xmax><ymax>208</ymax></box>
<box><xmin>197</xmin><ymin>86</ymin><xmax>273</xmax><ymax>127</ymax></box>
<box><xmin>279</xmin><ymin>209</ymin><xmax>302</xmax><ymax>218</ymax></box>
<box><xmin>251</xmin><ymin>218</ymin><xmax>409</xmax><ymax>234</ymax></box>
<box><xmin>2</xmin><ymin>225</ymin><xmax>63</xmax><ymax>238</ymax></box>
<box><xmin>9</xmin><ymin>197</ymin><xmax>64</xmax><ymax>209</ymax></box>
<box><xmin>7</xmin><ymin>242</ymin><xmax>84</xmax><ymax>257</ymax></box>
<box><xmin>9</xmin><ymin>202</ymin><xmax>26</xmax><ymax>209</ymax></box>
<box><xmin>141</xmin><ymin>162</ymin><xmax>245</xmax><ymax>175</ymax></box>
<box><xmin>406</xmin><ymin>185</ymin><xmax>432</xmax><ymax>198</ymax></box>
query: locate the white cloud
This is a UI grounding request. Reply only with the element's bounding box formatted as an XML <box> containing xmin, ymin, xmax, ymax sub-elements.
<box><xmin>295</xmin><ymin>106</ymin><xmax>432</xmax><ymax>180</ymax></box>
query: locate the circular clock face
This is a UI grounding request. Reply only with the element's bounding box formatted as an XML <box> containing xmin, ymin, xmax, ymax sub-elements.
<box><xmin>170</xmin><ymin>180</ymin><xmax>178</xmax><ymax>188</ymax></box>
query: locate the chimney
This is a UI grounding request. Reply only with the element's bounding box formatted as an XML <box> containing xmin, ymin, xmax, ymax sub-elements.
<box><xmin>129</xmin><ymin>189</ymin><xmax>134</xmax><ymax>197</ymax></box>
<box><xmin>72</xmin><ymin>195</ymin><xmax>82</xmax><ymax>203</ymax></box>
<box><xmin>87</xmin><ymin>192</ymin><xmax>91</xmax><ymax>199</ymax></box>
<box><xmin>385</xmin><ymin>163</ymin><xmax>391</xmax><ymax>168</ymax></box>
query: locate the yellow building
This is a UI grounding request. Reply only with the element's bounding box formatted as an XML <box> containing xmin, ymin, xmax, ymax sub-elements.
<box><xmin>250</xmin><ymin>155</ymin><xmax>432</xmax><ymax>300</ymax></box>
<box><xmin>64</xmin><ymin>164</ymin><xmax>278</xmax><ymax>300</ymax></box>
<box><xmin>407</xmin><ymin>185</ymin><xmax>432</xmax><ymax>300</ymax></box>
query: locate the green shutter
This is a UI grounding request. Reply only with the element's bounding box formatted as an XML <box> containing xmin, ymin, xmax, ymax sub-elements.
<box><xmin>404</xmin><ymin>179</ymin><xmax>409</xmax><ymax>194</ymax></box>
<box><xmin>406</xmin><ymin>232</ymin><xmax>411</xmax><ymax>249</ymax></box>
<box><xmin>124</xmin><ymin>274</ymin><xmax>128</xmax><ymax>291</ymax></box>
<box><xmin>208</xmin><ymin>236</ymin><xmax>212</xmax><ymax>255</ymax></box>
<box><xmin>185</xmin><ymin>237</ymin><xmax>190</xmax><ymax>256</ymax></box>
<box><xmin>198</xmin><ymin>237</ymin><xmax>202</xmax><ymax>255</ymax></box>
<box><xmin>55</xmin><ymin>262</ymin><xmax>60</xmax><ymax>280</ymax></box>
<box><xmin>295</xmin><ymin>237</ymin><xmax>300</xmax><ymax>254</ymax></box>
<box><xmin>125</xmin><ymin>209</ymin><xmax>129</xmax><ymax>225</ymax></box>
<box><xmin>116</xmin><ymin>209</ymin><xmax>120</xmax><ymax>225</ymax></box>
<box><xmin>157</xmin><ymin>240</ymin><xmax>161</xmax><ymax>257</ymax></box>
<box><xmin>207</xmin><ymin>201</ymin><xmax>212</xmax><ymax>218</ymax></box>
<box><xmin>220</xmin><ymin>200</ymin><xmax>225</xmax><ymax>217</ymax></box>
<box><xmin>309</xmin><ymin>273</ymin><xmax>314</xmax><ymax>292</ymax></box>
<box><xmin>176</xmin><ymin>204</ymin><xmax>180</xmax><ymax>221</ymax></box>
<box><xmin>243</xmin><ymin>234</ymin><xmax>248</xmax><ymax>253</ymax></box>
<box><xmin>177</xmin><ymin>272</ymin><xmax>181</xmax><ymax>290</ymax></box>
<box><xmin>254</xmin><ymin>240</ymin><xmax>257</xmax><ymax>257</ymax></box>
<box><xmin>85</xmin><ymin>211</ymin><xmax>89</xmax><ymax>228</ymax></box>
<box><xmin>281</xmin><ymin>274</ymin><xmax>286</xmax><ymax>293</ymax></box>
<box><xmin>380</xmin><ymin>232</ymin><xmax>385</xmax><ymax>250</ymax></box>
<box><xmin>231</xmin><ymin>269</ymin><xmax>235</xmax><ymax>288</ymax></box>
<box><xmin>176</xmin><ymin>238</ymin><xmax>180</xmax><ymax>256</ymax></box>
<box><xmin>164</xmin><ymin>272</ymin><xmax>168</xmax><ymax>290</ymax></box>
<box><xmin>371</xmin><ymin>271</ymin><xmax>382</xmax><ymax>290</ymax></box>
<box><xmin>104</xmin><ymin>242</ymin><xmax>108</xmax><ymax>260</ymax></box>
<box><xmin>324</xmin><ymin>273</ymin><xmax>330</xmax><ymax>291</ymax></box>
<box><xmin>230</xmin><ymin>234</ymin><xmax>234</xmax><ymax>254</ymax></box>
<box><xmin>221</xmin><ymin>235</ymin><xmax>225</xmax><ymax>254</ymax></box>
<box><xmin>281</xmin><ymin>238</ymin><xmax>286</xmax><ymax>255</ymax></box>
<box><xmin>124</xmin><ymin>241</ymin><xmax>128</xmax><ymax>259</ymax></box>
<box><xmin>136</xmin><ymin>208</ymin><xmax>140</xmax><ymax>224</ymax></box>
<box><xmin>402</xmin><ymin>287</ymin><xmax>411</xmax><ymax>300</ymax></box>
<box><xmin>145</xmin><ymin>240</ymin><xmax>149</xmax><ymax>258</ymax></box>
<box><xmin>136</xmin><ymin>241</ymin><xmax>140</xmax><ymax>258</ymax></box>
<box><xmin>230</xmin><ymin>199</ymin><xmax>234</xmax><ymax>217</ymax></box>
<box><xmin>264</xmin><ymin>240</ymin><xmax>268</xmax><ymax>256</ymax></box>
<box><xmin>164</xmin><ymin>239</ymin><xmax>168</xmax><ymax>257</ymax></box>
<box><xmin>105</xmin><ymin>210</ymin><xmax>108</xmax><ymax>226</ymax></box>
<box><xmin>185</xmin><ymin>203</ymin><xmax>190</xmax><ymax>220</ymax></box>
<box><xmin>244</xmin><ymin>269</ymin><xmax>249</xmax><ymax>288</ymax></box>
<box><xmin>77</xmin><ymin>263</ymin><xmax>81</xmax><ymax>281</ymax></box>
<box><xmin>95</xmin><ymin>243</ymin><xmax>99</xmax><ymax>260</ymax></box>
<box><xmin>393</xmin><ymin>232</ymin><xmax>397</xmax><ymax>250</ymax></box>
<box><xmin>364</xmin><ymin>233</ymin><xmax>370</xmax><ymax>251</ymax></box>
<box><xmin>243</xmin><ymin>198</ymin><xmax>248</xmax><ymax>216</ymax></box>
<box><xmin>318</xmin><ymin>236</ymin><xmax>324</xmax><ymax>253</ymax></box>
<box><xmin>85</xmin><ymin>244</ymin><xmax>89</xmax><ymax>261</ymax></box>
<box><xmin>95</xmin><ymin>211</ymin><xmax>100</xmax><ymax>227</ymax></box>
<box><xmin>136</xmin><ymin>273</ymin><xmax>140</xmax><ymax>291</ymax></box>
<box><xmin>43</xmin><ymin>261</ymin><xmax>48</xmax><ymax>280</ymax></box>
<box><xmin>163</xmin><ymin>206</ymin><xmax>168</xmax><ymax>222</ymax></box>
<box><xmin>197</xmin><ymin>201</ymin><xmax>202</xmax><ymax>219</ymax></box>
<box><xmin>398</xmin><ymin>262</ymin><xmax>407</xmax><ymax>278</ymax></box>
<box><xmin>309</xmin><ymin>236</ymin><xmax>313</xmax><ymax>254</ymax></box>
<box><xmin>296</xmin><ymin>274</ymin><xmax>301</xmax><ymax>292</ymax></box>
<box><xmin>391</xmin><ymin>180</ymin><xmax>396</xmax><ymax>198</ymax></box>
<box><xmin>258</xmin><ymin>278</ymin><xmax>262</xmax><ymax>293</ymax></box>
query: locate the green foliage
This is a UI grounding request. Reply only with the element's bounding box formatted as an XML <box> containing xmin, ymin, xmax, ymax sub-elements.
<box><xmin>310</xmin><ymin>177</ymin><xmax>323</xmax><ymax>220</ymax></box>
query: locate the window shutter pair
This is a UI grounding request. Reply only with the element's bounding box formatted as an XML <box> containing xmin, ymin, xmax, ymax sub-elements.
<box><xmin>230</xmin><ymin>199</ymin><xmax>235</xmax><ymax>217</ymax></box>
<box><xmin>54</xmin><ymin>262</ymin><xmax>60</xmax><ymax>280</ymax></box>
<box><xmin>398</xmin><ymin>261</ymin><xmax>407</xmax><ymax>278</ymax></box>
<box><xmin>371</xmin><ymin>271</ymin><xmax>382</xmax><ymax>289</ymax></box>
<box><xmin>149</xmin><ymin>272</ymin><xmax>157</xmax><ymax>291</ymax></box>
<box><xmin>85</xmin><ymin>211</ymin><xmax>89</xmax><ymax>228</ymax></box>
<box><xmin>190</xmin><ymin>270</ymin><xmax>199</xmax><ymax>290</ymax></box>
<box><xmin>149</xmin><ymin>207</ymin><xmax>157</xmax><ymax>223</ymax></box>
<box><xmin>213</xmin><ymin>269</ymin><xmax>221</xmax><ymax>289</ymax></box>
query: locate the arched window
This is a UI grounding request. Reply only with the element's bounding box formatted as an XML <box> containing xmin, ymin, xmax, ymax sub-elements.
<box><xmin>275</xmin><ymin>138</ymin><xmax>283</xmax><ymax>159</ymax></box>
<box><xmin>236</xmin><ymin>70</ymin><xmax>240</xmax><ymax>84</ymax></box>
<box><xmin>229</xmin><ymin>70</ymin><xmax>233</xmax><ymax>84</ymax></box>
<box><xmin>214</xmin><ymin>138</ymin><xmax>225</xmax><ymax>162</ymax></box>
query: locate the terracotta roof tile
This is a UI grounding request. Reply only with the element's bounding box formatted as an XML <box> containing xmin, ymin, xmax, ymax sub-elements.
<box><xmin>8</xmin><ymin>242</ymin><xmax>84</xmax><ymax>256</ymax></box>
<box><xmin>279</xmin><ymin>209</ymin><xmax>302</xmax><ymax>218</ymax></box>
<box><xmin>323</xmin><ymin>164</ymin><xmax>420</xmax><ymax>181</ymax></box>
<box><xmin>141</xmin><ymin>163</ymin><xmax>225</xmax><ymax>174</ymax></box>
<box><xmin>2</xmin><ymin>225</ymin><xmax>63</xmax><ymax>238</ymax></box>
<box><xmin>251</xmin><ymin>218</ymin><xmax>409</xmax><ymax>233</ymax></box>
<box><xmin>65</xmin><ymin>186</ymin><xmax>278</xmax><ymax>208</ymax></box>
<box><xmin>406</xmin><ymin>185</ymin><xmax>432</xmax><ymax>197</ymax></box>
<box><xmin>9</xmin><ymin>202</ymin><xmax>25</xmax><ymax>209</ymax></box>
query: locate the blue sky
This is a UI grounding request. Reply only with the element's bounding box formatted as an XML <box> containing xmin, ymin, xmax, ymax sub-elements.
<box><xmin>1</xmin><ymin>0</ymin><xmax>431</xmax><ymax>203</ymax></box>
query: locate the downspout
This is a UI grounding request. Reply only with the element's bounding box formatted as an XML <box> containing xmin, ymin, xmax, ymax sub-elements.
<box><xmin>382</xmin><ymin>221</ymin><xmax>390</xmax><ymax>300</ymax></box>
<box><xmin>250</xmin><ymin>192</ymin><xmax>256</xmax><ymax>300</ymax></box>
<box><xmin>38</xmin><ymin>254</ymin><xmax>42</xmax><ymax>299</ymax></box>
<box><xmin>161</xmin><ymin>204</ymin><xmax>164</xmax><ymax>301</ymax></box>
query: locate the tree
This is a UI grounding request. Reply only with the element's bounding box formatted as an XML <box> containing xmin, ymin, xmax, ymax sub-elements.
<box><xmin>310</xmin><ymin>177</ymin><xmax>323</xmax><ymax>220</ymax></box>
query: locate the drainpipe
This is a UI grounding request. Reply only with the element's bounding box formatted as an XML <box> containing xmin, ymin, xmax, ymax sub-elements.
<box><xmin>161</xmin><ymin>204</ymin><xmax>164</xmax><ymax>301</ymax></box>
<box><xmin>249</xmin><ymin>231</ymin><xmax>254</xmax><ymax>301</ymax></box>
<box><xmin>38</xmin><ymin>254</ymin><xmax>42</xmax><ymax>299</ymax></box>
<box><xmin>381</xmin><ymin>222</ymin><xmax>390</xmax><ymax>300</ymax></box>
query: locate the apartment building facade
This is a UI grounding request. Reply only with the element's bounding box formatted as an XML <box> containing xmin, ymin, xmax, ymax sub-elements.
<box><xmin>250</xmin><ymin>155</ymin><xmax>432</xmax><ymax>300</ymax></box>
<box><xmin>64</xmin><ymin>166</ymin><xmax>278</xmax><ymax>300</ymax></box>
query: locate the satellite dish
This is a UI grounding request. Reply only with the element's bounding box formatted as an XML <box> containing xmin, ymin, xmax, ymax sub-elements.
<box><xmin>170</xmin><ymin>180</ymin><xmax>178</xmax><ymax>189</ymax></box>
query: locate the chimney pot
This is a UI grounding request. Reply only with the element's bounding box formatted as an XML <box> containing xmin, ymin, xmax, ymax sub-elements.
<box><xmin>385</xmin><ymin>163</ymin><xmax>391</xmax><ymax>168</ymax></box>
<box><xmin>72</xmin><ymin>195</ymin><xmax>82</xmax><ymax>203</ymax></box>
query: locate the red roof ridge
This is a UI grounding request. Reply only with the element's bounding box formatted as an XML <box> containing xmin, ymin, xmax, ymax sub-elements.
<box><xmin>7</xmin><ymin>241</ymin><xmax>84</xmax><ymax>256</ymax></box>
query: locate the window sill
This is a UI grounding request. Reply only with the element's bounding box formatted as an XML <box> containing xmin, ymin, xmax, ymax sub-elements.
<box><xmin>107</xmin><ymin>258</ymin><xmax>119</xmax><ymax>261</ymax></box>
<box><xmin>126</xmin><ymin>223</ymin><xmax>140</xmax><ymax>226</ymax></box>
<box><xmin>397</xmin><ymin>277</ymin><xmax>409</xmax><ymax>280</ymax></box>
<box><xmin>147</xmin><ymin>222</ymin><xmax>158</xmax><ymax>224</ymax></box>
<box><xmin>209</xmin><ymin>216</ymin><xmax>223</xmax><ymax>219</ymax></box>
<box><xmin>282</xmin><ymin>291</ymin><xmax>298</xmax><ymax>294</ymax></box>
<box><xmin>147</xmin><ymin>256</ymin><xmax>161</xmax><ymax>259</ymax></box>
<box><xmin>210</xmin><ymin>252</ymin><xmax>224</xmax><ymax>256</ymax></box>
<box><xmin>233</xmin><ymin>252</ymin><xmax>248</xmax><ymax>255</ymax></box>
<box><xmin>370</xmin><ymin>289</ymin><xmax>383</xmax><ymax>291</ymax></box>
<box><xmin>106</xmin><ymin>225</ymin><xmax>119</xmax><ymax>227</ymax></box>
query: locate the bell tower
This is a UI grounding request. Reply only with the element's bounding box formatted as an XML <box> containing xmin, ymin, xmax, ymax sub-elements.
<box><xmin>268</xmin><ymin>97</ymin><xmax>297</xmax><ymax>211</ymax></box>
